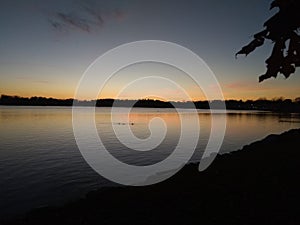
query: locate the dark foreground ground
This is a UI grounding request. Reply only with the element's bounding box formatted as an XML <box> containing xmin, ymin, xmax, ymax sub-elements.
<box><xmin>3</xmin><ymin>129</ymin><xmax>300</xmax><ymax>225</ymax></box>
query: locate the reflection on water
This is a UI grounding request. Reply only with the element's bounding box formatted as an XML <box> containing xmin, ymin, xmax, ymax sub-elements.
<box><xmin>0</xmin><ymin>106</ymin><xmax>299</xmax><ymax>217</ymax></box>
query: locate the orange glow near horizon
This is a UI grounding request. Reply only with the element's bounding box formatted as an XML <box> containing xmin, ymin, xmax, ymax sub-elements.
<box><xmin>2</xmin><ymin>80</ymin><xmax>300</xmax><ymax>101</ymax></box>
<box><xmin>1</xmin><ymin>90</ymin><xmax>300</xmax><ymax>102</ymax></box>
<box><xmin>1</xmin><ymin>66</ymin><xmax>300</xmax><ymax>102</ymax></box>
<box><xmin>1</xmin><ymin>80</ymin><xmax>300</xmax><ymax>102</ymax></box>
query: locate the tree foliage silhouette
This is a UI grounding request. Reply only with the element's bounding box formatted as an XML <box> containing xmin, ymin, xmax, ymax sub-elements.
<box><xmin>236</xmin><ymin>0</ymin><xmax>300</xmax><ymax>82</ymax></box>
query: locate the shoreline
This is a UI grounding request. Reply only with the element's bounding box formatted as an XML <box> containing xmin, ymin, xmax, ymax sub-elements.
<box><xmin>3</xmin><ymin>128</ymin><xmax>300</xmax><ymax>225</ymax></box>
<box><xmin>1</xmin><ymin>95</ymin><xmax>300</xmax><ymax>112</ymax></box>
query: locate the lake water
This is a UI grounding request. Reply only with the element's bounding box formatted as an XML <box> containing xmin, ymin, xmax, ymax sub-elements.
<box><xmin>0</xmin><ymin>106</ymin><xmax>300</xmax><ymax>218</ymax></box>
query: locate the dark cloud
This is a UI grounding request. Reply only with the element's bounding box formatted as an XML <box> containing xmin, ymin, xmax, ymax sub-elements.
<box><xmin>47</xmin><ymin>0</ymin><xmax>126</xmax><ymax>33</ymax></box>
<box><xmin>50</xmin><ymin>12</ymin><xmax>91</xmax><ymax>32</ymax></box>
<box><xmin>77</xmin><ymin>0</ymin><xmax>104</xmax><ymax>26</ymax></box>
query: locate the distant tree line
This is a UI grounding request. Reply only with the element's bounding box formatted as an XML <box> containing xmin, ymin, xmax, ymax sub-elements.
<box><xmin>1</xmin><ymin>94</ymin><xmax>300</xmax><ymax>112</ymax></box>
<box><xmin>0</xmin><ymin>95</ymin><xmax>75</xmax><ymax>106</ymax></box>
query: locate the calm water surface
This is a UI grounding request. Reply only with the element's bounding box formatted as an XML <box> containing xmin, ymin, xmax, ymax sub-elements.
<box><xmin>0</xmin><ymin>106</ymin><xmax>299</xmax><ymax>217</ymax></box>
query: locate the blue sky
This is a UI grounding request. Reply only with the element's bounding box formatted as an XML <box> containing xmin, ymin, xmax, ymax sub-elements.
<box><xmin>0</xmin><ymin>0</ymin><xmax>299</xmax><ymax>100</ymax></box>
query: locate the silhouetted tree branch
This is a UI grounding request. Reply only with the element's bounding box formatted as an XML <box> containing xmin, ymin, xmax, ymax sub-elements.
<box><xmin>236</xmin><ymin>0</ymin><xmax>300</xmax><ymax>82</ymax></box>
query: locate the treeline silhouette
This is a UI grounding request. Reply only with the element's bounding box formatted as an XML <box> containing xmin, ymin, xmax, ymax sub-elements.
<box><xmin>1</xmin><ymin>94</ymin><xmax>300</xmax><ymax>112</ymax></box>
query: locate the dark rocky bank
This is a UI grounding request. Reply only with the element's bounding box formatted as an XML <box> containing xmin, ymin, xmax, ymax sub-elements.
<box><xmin>2</xmin><ymin>129</ymin><xmax>300</xmax><ymax>225</ymax></box>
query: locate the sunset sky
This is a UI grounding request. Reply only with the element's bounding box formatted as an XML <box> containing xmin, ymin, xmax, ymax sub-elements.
<box><xmin>1</xmin><ymin>0</ymin><xmax>299</xmax><ymax>101</ymax></box>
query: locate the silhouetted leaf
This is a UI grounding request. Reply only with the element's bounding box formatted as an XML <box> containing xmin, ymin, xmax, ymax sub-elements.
<box><xmin>236</xmin><ymin>38</ymin><xmax>264</xmax><ymax>57</ymax></box>
<box><xmin>280</xmin><ymin>64</ymin><xmax>295</xmax><ymax>78</ymax></box>
<box><xmin>237</xmin><ymin>0</ymin><xmax>300</xmax><ymax>82</ymax></box>
<box><xmin>254</xmin><ymin>30</ymin><xmax>268</xmax><ymax>39</ymax></box>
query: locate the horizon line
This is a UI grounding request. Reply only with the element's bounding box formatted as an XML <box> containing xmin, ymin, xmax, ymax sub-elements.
<box><xmin>1</xmin><ymin>94</ymin><xmax>299</xmax><ymax>103</ymax></box>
